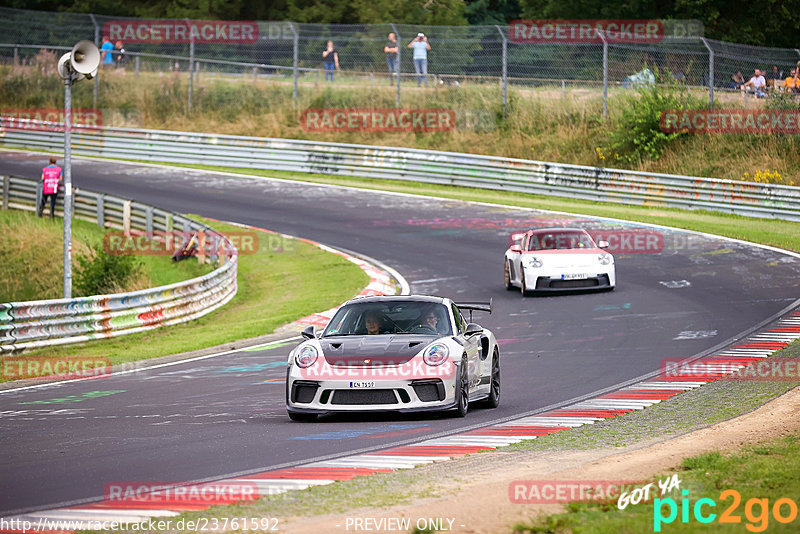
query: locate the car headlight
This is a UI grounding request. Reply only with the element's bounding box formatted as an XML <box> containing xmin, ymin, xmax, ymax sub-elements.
<box><xmin>295</xmin><ymin>345</ymin><xmax>318</xmax><ymax>368</ymax></box>
<box><xmin>423</xmin><ymin>343</ymin><xmax>449</xmax><ymax>366</ymax></box>
<box><xmin>524</xmin><ymin>256</ymin><xmax>543</xmax><ymax>268</ymax></box>
<box><xmin>598</xmin><ymin>254</ymin><xmax>613</xmax><ymax>265</ymax></box>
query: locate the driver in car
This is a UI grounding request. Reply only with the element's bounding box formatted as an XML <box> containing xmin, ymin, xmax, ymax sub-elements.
<box><xmin>419</xmin><ymin>308</ymin><xmax>446</xmax><ymax>334</ymax></box>
<box><xmin>364</xmin><ymin>311</ymin><xmax>385</xmax><ymax>335</ymax></box>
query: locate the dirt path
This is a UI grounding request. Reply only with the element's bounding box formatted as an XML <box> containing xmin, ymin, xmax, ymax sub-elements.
<box><xmin>279</xmin><ymin>385</ymin><xmax>800</xmax><ymax>533</ymax></box>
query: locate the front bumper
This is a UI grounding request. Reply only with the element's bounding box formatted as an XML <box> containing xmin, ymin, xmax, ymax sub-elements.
<box><xmin>523</xmin><ymin>266</ymin><xmax>616</xmax><ymax>291</ymax></box>
<box><xmin>286</xmin><ymin>370</ymin><xmax>459</xmax><ymax>414</ymax></box>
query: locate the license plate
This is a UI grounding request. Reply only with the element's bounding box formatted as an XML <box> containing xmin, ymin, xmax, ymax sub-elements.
<box><xmin>562</xmin><ymin>273</ymin><xmax>589</xmax><ymax>280</ymax></box>
<box><xmin>349</xmin><ymin>381</ymin><xmax>376</xmax><ymax>388</ymax></box>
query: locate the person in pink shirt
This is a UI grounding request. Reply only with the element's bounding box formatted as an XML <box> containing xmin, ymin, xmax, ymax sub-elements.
<box><xmin>40</xmin><ymin>157</ymin><xmax>63</xmax><ymax>218</ymax></box>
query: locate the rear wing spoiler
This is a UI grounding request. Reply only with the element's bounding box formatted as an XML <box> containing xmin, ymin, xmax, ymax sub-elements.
<box><xmin>456</xmin><ymin>299</ymin><xmax>492</xmax><ymax>322</ymax></box>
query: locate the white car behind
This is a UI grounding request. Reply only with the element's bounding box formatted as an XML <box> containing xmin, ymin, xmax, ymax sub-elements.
<box><xmin>504</xmin><ymin>228</ymin><xmax>615</xmax><ymax>294</ymax></box>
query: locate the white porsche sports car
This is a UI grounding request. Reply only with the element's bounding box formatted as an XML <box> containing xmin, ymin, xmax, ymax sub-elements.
<box><xmin>504</xmin><ymin>228</ymin><xmax>615</xmax><ymax>294</ymax></box>
<box><xmin>286</xmin><ymin>295</ymin><xmax>499</xmax><ymax>421</ymax></box>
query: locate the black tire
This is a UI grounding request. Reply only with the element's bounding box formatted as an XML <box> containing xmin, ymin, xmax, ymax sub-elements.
<box><xmin>451</xmin><ymin>358</ymin><xmax>469</xmax><ymax>418</ymax></box>
<box><xmin>482</xmin><ymin>350</ymin><xmax>500</xmax><ymax>408</ymax></box>
<box><xmin>504</xmin><ymin>260</ymin><xmax>514</xmax><ymax>291</ymax></box>
<box><xmin>287</xmin><ymin>410</ymin><xmax>317</xmax><ymax>422</ymax></box>
<box><xmin>520</xmin><ymin>271</ymin><xmax>528</xmax><ymax>296</ymax></box>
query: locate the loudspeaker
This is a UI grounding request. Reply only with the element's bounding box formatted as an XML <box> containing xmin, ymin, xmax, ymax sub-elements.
<box><xmin>57</xmin><ymin>52</ymin><xmax>72</xmax><ymax>79</ymax></box>
<box><xmin>70</xmin><ymin>40</ymin><xmax>100</xmax><ymax>79</ymax></box>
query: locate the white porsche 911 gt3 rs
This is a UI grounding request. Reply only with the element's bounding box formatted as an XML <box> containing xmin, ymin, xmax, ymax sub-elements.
<box><xmin>286</xmin><ymin>295</ymin><xmax>499</xmax><ymax>421</ymax></box>
<box><xmin>504</xmin><ymin>228</ymin><xmax>615</xmax><ymax>294</ymax></box>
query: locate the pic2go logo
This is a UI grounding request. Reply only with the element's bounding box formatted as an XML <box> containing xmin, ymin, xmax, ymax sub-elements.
<box><xmin>654</xmin><ymin>489</ymin><xmax>799</xmax><ymax>532</ymax></box>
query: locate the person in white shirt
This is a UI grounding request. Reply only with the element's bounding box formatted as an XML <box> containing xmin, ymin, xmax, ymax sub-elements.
<box><xmin>741</xmin><ymin>68</ymin><xmax>766</xmax><ymax>97</ymax></box>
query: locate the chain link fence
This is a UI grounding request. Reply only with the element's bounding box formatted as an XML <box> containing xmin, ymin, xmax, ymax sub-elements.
<box><xmin>1</xmin><ymin>6</ymin><xmax>799</xmax><ymax>113</ymax></box>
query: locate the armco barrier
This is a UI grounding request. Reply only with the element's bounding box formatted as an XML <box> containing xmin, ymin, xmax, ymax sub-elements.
<box><xmin>0</xmin><ymin>176</ymin><xmax>238</xmax><ymax>353</ymax></box>
<box><xmin>2</xmin><ymin>119</ymin><xmax>799</xmax><ymax>221</ymax></box>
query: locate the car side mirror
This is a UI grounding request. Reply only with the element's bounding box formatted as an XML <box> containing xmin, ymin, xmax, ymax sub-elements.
<box><xmin>301</xmin><ymin>325</ymin><xmax>317</xmax><ymax>339</ymax></box>
<box><xmin>465</xmin><ymin>323</ymin><xmax>483</xmax><ymax>337</ymax></box>
<box><xmin>597</xmin><ymin>240</ymin><xmax>609</xmax><ymax>249</ymax></box>
<box><xmin>509</xmin><ymin>245</ymin><xmax>522</xmax><ymax>253</ymax></box>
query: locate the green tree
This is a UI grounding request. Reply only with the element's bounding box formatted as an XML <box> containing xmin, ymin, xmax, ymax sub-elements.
<box><xmin>349</xmin><ymin>0</ymin><xmax>468</xmax><ymax>25</ymax></box>
<box><xmin>464</xmin><ymin>0</ymin><xmax>521</xmax><ymax>25</ymax></box>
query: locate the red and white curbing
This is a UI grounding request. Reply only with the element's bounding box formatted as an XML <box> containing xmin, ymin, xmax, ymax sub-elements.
<box><xmin>9</xmin><ymin>310</ymin><xmax>800</xmax><ymax>529</ymax></box>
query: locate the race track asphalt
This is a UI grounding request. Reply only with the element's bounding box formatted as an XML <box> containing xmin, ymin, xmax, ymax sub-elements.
<box><xmin>1</xmin><ymin>151</ymin><xmax>798</xmax><ymax>514</ymax></box>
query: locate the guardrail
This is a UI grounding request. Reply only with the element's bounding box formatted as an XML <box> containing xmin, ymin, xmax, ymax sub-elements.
<box><xmin>0</xmin><ymin>175</ymin><xmax>238</xmax><ymax>353</ymax></box>
<box><xmin>1</xmin><ymin>120</ymin><xmax>799</xmax><ymax>221</ymax></box>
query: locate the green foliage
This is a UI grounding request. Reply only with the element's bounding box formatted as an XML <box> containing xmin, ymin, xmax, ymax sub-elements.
<box><xmin>765</xmin><ymin>92</ymin><xmax>800</xmax><ymax>111</ymax></box>
<box><xmin>519</xmin><ymin>0</ymin><xmax>800</xmax><ymax>49</ymax></box>
<box><xmin>605</xmin><ymin>79</ymin><xmax>706</xmax><ymax>164</ymax></box>
<box><xmin>75</xmin><ymin>242</ymin><xmax>144</xmax><ymax>296</ymax></box>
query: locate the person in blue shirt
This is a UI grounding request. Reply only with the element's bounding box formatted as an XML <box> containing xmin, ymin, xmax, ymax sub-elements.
<box><xmin>408</xmin><ymin>33</ymin><xmax>430</xmax><ymax>86</ymax></box>
<box><xmin>101</xmin><ymin>36</ymin><xmax>114</xmax><ymax>68</ymax></box>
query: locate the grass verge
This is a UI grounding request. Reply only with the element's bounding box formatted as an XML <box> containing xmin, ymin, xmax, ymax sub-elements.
<box><xmin>0</xmin><ymin>208</ymin><xmax>210</xmax><ymax>302</ymax></box>
<box><xmin>9</xmin><ymin>216</ymin><xmax>369</xmax><ymax>369</ymax></box>
<box><xmin>513</xmin><ymin>434</ymin><xmax>800</xmax><ymax>533</ymax></box>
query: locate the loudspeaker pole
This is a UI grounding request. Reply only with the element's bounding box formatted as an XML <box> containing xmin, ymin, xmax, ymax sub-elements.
<box><xmin>63</xmin><ymin>73</ymin><xmax>73</xmax><ymax>298</ymax></box>
<box><xmin>56</xmin><ymin>40</ymin><xmax>99</xmax><ymax>298</ymax></box>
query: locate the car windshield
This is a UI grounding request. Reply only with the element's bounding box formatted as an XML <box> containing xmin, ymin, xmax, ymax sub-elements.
<box><xmin>323</xmin><ymin>301</ymin><xmax>452</xmax><ymax>337</ymax></box>
<box><xmin>527</xmin><ymin>231</ymin><xmax>595</xmax><ymax>251</ymax></box>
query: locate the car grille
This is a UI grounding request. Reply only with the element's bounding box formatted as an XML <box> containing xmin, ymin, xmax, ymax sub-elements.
<box><xmin>537</xmin><ymin>274</ymin><xmax>609</xmax><ymax>289</ymax></box>
<box><xmin>331</xmin><ymin>389</ymin><xmax>398</xmax><ymax>405</ymax></box>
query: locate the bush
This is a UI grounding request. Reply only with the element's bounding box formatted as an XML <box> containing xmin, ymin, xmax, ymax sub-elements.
<box><xmin>75</xmin><ymin>242</ymin><xmax>145</xmax><ymax>296</ymax></box>
<box><xmin>605</xmin><ymin>79</ymin><xmax>707</xmax><ymax>164</ymax></box>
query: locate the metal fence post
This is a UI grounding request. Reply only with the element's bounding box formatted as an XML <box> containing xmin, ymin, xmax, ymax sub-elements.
<box><xmin>187</xmin><ymin>19</ymin><xmax>194</xmax><ymax>112</ymax></box>
<box><xmin>89</xmin><ymin>13</ymin><xmax>99</xmax><ymax>109</ymax></box>
<box><xmin>96</xmin><ymin>193</ymin><xmax>104</xmax><ymax>226</ymax></box>
<box><xmin>601</xmin><ymin>34</ymin><xmax>608</xmax><ymax>119</ymax></box>
<box><xmin>145</xmin><ymin>206</ymin><xmax>153</xmax><ymax>236</ymax></box>
<box><xmin>391</xmin><ymin>23</ymin><xmax>401</xmax><ymax>108</ymax></box>
<box><xmin>496</xmin><ymin>26</ymin><xmax>507</xmax><ymax>114</ymax></box>
<box><xmin>122</xmin><ymin>200</ymin><xmax>131</xmax><ymax>235</ymax></box>
<box><xmin>288</xmin><ymin>22</ymin><xmax>299</xmax><ymax>106</ymax></box>
<box><xmin>2</xmin><ymin>176</ymin><xmax>8</xmax><ymax>210</ymax></box>
<box><xmin>13</xmin><ymin>46</ymin><xmax>18</xmax><ymax>66</ymax></box>
<box><xmin>701</xmin><ymin>38</ymin><xmax>715</xmax><ymax>110</ymax></box>
<box><xmin>135</xmin><ymin>55</ymin><xmax>140</xmax><ymax>76</ymax></box>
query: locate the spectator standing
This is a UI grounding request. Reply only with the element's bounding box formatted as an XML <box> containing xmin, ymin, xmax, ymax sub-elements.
<box><xmin>408</xmin><ymin>33</ymin><xmax>430</xmax><ymax>86</ymax></box>
<box><xmin>741</xmin><ymin>69</ymin><xmax>766</xmax><ymax>97</ymax></box>
<box><xmin>40</xmin><ymin>157</ymin><xmax>62</xmax><ymax>218</ymax></box>
<box><xmin>384</xmin><ymin>32</ymin><xmax>398</xmax><ymax>81</ymax></box>
<box><xmin>100</xmin><ymin>36</ymin><xmax>114</xmax><ymax>69</ymax></box>
<box><xmin>114</xmin><ymin>40</ymin><xmax>127</xmax><ymax>70</ymax></box>
<box><xmin>322</xmin><ymin>40</ymin><xmax>339</xmax><ymax>82</ymax></box>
